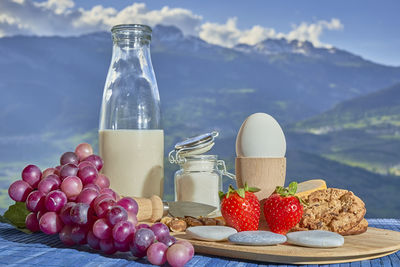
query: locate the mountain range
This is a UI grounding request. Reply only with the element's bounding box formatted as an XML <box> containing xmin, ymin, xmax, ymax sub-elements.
<box><xmin>0</xmin><ymin>24</ymin><xmax>399</xmax><ymax>217</ymax></box>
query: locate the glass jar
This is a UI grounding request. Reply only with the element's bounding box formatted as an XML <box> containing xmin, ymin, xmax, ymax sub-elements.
<box><xmin>174</xmin><ymin>155</ymin><xmax>222</xmax><ymax>211</ymax></box>
<box><xmin>99</xmin><ymin>24</ymin><xmax>163</xmax><ymax>198</ymax></box>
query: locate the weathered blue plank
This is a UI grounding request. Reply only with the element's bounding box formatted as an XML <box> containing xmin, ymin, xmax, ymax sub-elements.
<box><xmin>0</xmin><ymin>220</ymin><xmax>398</xmax><ymax>267</ymax></box>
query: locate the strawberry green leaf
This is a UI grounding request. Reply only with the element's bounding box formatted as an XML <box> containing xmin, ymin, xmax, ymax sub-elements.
<box><xmin>247</xmin><ymin>187</ymin><xmax>260</xmax><ymax>193</ymax></box>
<box><xmin>237</xmin><ymin>188</ymin><xmax>245</xmax><ymax>198</ymax></box>
<box><xmin>275</xmin><ymin>186</ymin><xmax>290</xmax><ymax>197</ymax></box>
<box><xmin>288</xmin><ymin>182</ymin><xmax>298</xmax><ymax>195</ymax></box>
<box><xmin>244</xmin><ymin>182</ymin><xmax>249</xmax><ymax>191</ymax></box>
<box><xmin>218</xmin><ymin>191</ymin><xmax>226</xmax><ymax>201</ymax></box>
<box><xmin>296</xmin><ymin>196</ymin><xmax>308</xmax><ymax>206</ymax></box>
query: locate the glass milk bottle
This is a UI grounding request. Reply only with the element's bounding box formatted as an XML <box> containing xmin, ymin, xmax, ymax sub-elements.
<box><xmin>99</xmin><ymin>24</ymin><xmax>163</xmax><ymax>198</ymax></box>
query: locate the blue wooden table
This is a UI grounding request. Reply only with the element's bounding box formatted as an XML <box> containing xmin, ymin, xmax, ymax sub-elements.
<box><xmin>0</xmin><ymin>219</ymin><xmax>398</xmax><ymax>266</ymax></box>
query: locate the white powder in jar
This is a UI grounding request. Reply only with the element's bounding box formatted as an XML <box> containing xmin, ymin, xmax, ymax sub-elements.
<box><xmin>175</xmin><ymin>156</ymin><xmax>221</xmax><ymax>209</ymax></box>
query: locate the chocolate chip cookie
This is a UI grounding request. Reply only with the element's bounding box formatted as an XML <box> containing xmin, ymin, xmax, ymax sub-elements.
<box><xmin>293</xmin><ymin>188</ymin><xmax>366</xmax><ymax>235</ymax></box>
<box><xmin>342</xmin><ymin>218</ymin><xmax>368</xmax><ymax>236</ymax></box>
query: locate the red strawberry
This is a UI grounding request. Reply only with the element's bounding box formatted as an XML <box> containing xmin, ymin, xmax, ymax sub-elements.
<box><xmin>263</xmin><ymin>182</ymin><xmax>304</xmax><ymax>235</ymax></box>
<box><xmin>219</xmin><ymin>183</ymin><xmax>260</xmax><ymax>232</ymax></box>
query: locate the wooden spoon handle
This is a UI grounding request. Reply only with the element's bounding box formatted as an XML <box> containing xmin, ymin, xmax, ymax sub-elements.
<box><xmin>133</xmin><ymin>195</ymin><xmax>165</xmax><ymax>222</ymax></box>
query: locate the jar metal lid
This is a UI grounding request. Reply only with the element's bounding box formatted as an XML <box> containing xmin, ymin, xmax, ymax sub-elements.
<box><xmin>169</xmin><ymin>131</ymin><xmax>219</xmax><ymax>164</ymax></box>
<box><xmin>175</xmin><ymin>132</ymin><xmax>217</xmax><ymax>150</ymax></box>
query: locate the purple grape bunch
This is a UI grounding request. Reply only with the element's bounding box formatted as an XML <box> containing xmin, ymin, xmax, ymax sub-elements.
<box><xmin>7</xmin><ymin>143</ymin><xmax>194</xmax><ymax>266</ymax></box>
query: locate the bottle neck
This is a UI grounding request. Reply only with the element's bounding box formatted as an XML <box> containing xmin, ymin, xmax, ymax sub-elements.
<box><xmin>113</xmin><ymin>38</ymin><xmax>150</xmax><ymax>49</ymax></box>
<box><xmin>111</xmin><ymin>24</ymin><xmax>152</xmax><ymax>46</ymax></box>
<box><xmin>111</xmin><ymin>24</ymin><xmax>152</xmax><ymax>60</ymax></box>
<box><xmin>111</xmin><ymin>41</ymin><xmax>151</xmax><ymax>66</ymax></box>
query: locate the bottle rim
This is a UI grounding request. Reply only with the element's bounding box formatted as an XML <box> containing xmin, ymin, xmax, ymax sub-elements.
<box><xmin>111</xmin><ymin>24</ymin><xmax>152</xmax><ymax>34</ymax></box>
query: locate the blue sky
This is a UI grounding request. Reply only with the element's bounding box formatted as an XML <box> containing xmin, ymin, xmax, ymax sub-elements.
<box><xmin>1</xmin><ymin>0</ymin><xmax>399</xmax><ymax>66</ymax></box>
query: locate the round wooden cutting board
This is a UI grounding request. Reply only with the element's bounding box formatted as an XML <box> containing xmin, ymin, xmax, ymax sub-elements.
<box><xmin>173</xmin><ymin>227</ymin><xmax>400</xmax><ymax>264</ymax></box>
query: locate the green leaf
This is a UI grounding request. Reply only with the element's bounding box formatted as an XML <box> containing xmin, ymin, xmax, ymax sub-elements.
<box><xmin>247</xmin><ymin>187</ymin><xmax>261</xmax><ymax>193</ymax></box>
<box><xmin>244</xmin><ymin>182</ymin><xmax>249</xmax><ymax>191</ymax></box>
<box><xmin>288</xmin><ymin>182</ymin><xmax>298</xmax><ymax>195</ymax></box>
<box><xmin>218</xmin><ymin>191</ymin><xmax>225</xmax><ymax>201</ymax></box>
<box><xmin>3</xmin><ymin>202</ymin><xmax>30</xmax><ymax>229</ymax></box>
<box><xmin>0</xmin><ymin>215</ymin><xmax>32</xmax><ymax>234</ymax></box>
<box><xmin>237</xmin><ymin>188</ymin><xmax>245</xmax><ymax>198</ymax></box>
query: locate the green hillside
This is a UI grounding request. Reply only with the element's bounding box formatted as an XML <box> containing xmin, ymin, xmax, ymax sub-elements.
<box><xmin>293</xmin><ymin>83</ymin><xmax>400</xmax><ymax>175</ymax></box>
<box><xmin>296</xmin><ymin>83</ymin><xmax>400</xmax><ymax>132</ymax></box>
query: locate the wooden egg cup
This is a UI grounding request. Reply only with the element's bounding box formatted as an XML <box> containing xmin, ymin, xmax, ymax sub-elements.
<box><xmin>235</xmin><ymin>157</ymin><xmax>286</xmax><ymax>230</ymax></box>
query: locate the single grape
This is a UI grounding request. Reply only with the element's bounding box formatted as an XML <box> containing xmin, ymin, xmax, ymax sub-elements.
<box><xmin>99</xmin><ymin>239</ymin><xmax>116</xmax><ymax>254</ymax></box>
<box><xmin>75</xmin><ymin>143</ymin><xmax>94</xmax><ymax>161</ymax></box>
<box><xmin>147</xmin><ymin>242</ymin><xmax>168</xmax><ymax>265</ymax></box>
<box><xmin>45</xmin><ymin>174</ymin><xmax>61</xmax><ymax>186</ymax></box>
<box><xmin>114</xmin><ymin>240</ymin><xmax>130</xmax><ymax>252</ymax></box>
<box><xmin>59</xmin><ymin>163</ymin><xmax>79</xmax><ymax>180</ymax></box>
<box><xmin>45</xmin><ymin>190</ymin><xmax>67</xmax><ymax>212</ymax></box>
<box><xmin>83</xmin><ymin>155</ymin><xmax>103</xmax><ymax>171</ymax></box>
<box><xmin>8</xmin><ymin>180</ymin><xmax>33</xmax><ymax>202</ymax></box>
<box><xmin>133</xmin><ymin>228</ymin><xmax>155</xmax><ymax>252</ymax></box>
<box><xmin>94</xmin><ymin>198</ymin><xmax>116</xmax><ymax>218</ymax></box>
<box><xmin>175</xmin><ymin>240</ymin><xmax>195</xmax><ymax>258</ymax></box>
<box><xmin>127</xmin><ymin>212</ymin><xmax>138</xmax><ymax>227</ymax></box>
<box><xmin>26</xmin><ymin>190</ymin><xmax>45</xmax><ymax>212</ymax></box>
<box><xmin>59</xmin><ymin>224</ymin><xmax>75</xmax><ymax>246</ymax></box>
<box><xmin>159</xmin><ymin>234</ymin><xmax>176</xmax><ymax>247</ymax></box>
<box><xmin>136</xmin><ymin>223</ymin><xmax>151</xmax><ymax>230</ymax></box>
<box><xmin>21</xmin><ymin>164</ymin><xmax>42</xmax><ymax>188</ymax></box>
<box><xmin>112</xmin><ymin>220</ymin><xmax>135</xmax><ymax>243</ymax></box>
<box><xmin>93</xmin><ymin>218</ymin><xmax>112</xmax><ymax>240</ymax></box>
<box><xmin>60</xmin><ymin>176</ymin><xmax>83</xmax><ymax>199</ymax></box>
<box><xmin>117</xmin><ymin>197</ymin><xmax>138</xmax><ymax>215</ymax></box>
<box><xmin>83</xmin><ymin>183</ymin><xmax>100</xmax><ymax>193</ymax></box>
<box><xmin>77</xmin><ymin>188</ymin><xmax>99</xmax><ymax>205</ymax></box>
<box><xmin>151</xmin><ymin>222</ymin><xmax>170</xmax><ymax>241</ymax></box>
<box><xmin>107</xmin><ymin>206</ymin><xmax>128</xmax><ymax>226</ymax></box>
<box><xmin>77</xmin><ymin>166</ymin><xmax>98</xmax><ymax>185</ymax></box>
<box><xmin>60</xmin><ymin>152</ymin><xmax>79</xmax><ymax>166</ymax></box>
<box><xmin>130</xmin><ymin>242</ymin><xmax>147</xmax><ymax>258</ymax></box>
<box><xmin>25</xmin><ymin>212</ymin><xmax>40</xmax><ymax>232</ymax></box>
<box><xmin>94</xmin><ymin>174</ymin><xmax>110</xmax><ymax>189</ymax></box>
<box><xmin>100</xmin><ymin>188</ymin><xmax>119</xmax><ymax>201</ymax></box>
<box><xmin>78</xmin><ymin>161</ymin><xmax>95</xmax><ymax>170</ymax></box>
<box><xmin>38</xmin><ymin>177</ymin><xmax>59</xmax><ymax>194</ymax></box>
<box><xmin>70</xmin><ymin>203</ymin><xmax>90</xmax><ymax>225</ymax></box>
<box><xmin>39</xmin><ymin>211</ymin><xmax>63</xmax><ymax>234</ymax></box>
<box><xmin>70</xmin><ymin>224</ymin><xmax>88</xmax><ymax>245</ymax></box>
<box><xmin>60</xmin><ymin>202</ymin><xmax>76</xmax><ymax>225</ymax></box>
<box><xmin>92</xmin><ymin>193</ymin><xmax>112</xmax><ymax>208</ymax></box>
<box><xmin>166</xmin><ymin>243</ymin><xmax>192</xmax><ymax>267</ymax></box>
<box><xmin>87</xmin><ymin>230</ymin><xmax>101</xmax><ymax>250</ymax></box>
<box><xmin>42</xmin><ymin>168</ymin><xmax>57</xmax><ymax>179</ymax></box>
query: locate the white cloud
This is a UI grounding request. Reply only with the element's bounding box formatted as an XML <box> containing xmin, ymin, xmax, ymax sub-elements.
<box><xmin>285</xmin><ymin>18</ymin><xmax>343</xmax><ymax>48</ymax></box>
<box><xmin>200</xmin><ymin>17</ymin><xmax>343</xmax><ymax>48</ymax></box>
<box><xmin>0</xmin><ymin>0</ymin><xmax>342</xmax><ymax>48</ymax></box>
<box><xmin>0</xmin><ymin>0</ymin><xmax>202</xmax><ymax>37</ymax></box>
<box><xmin>35</xmin><ymin>0</ymin><xmax>75</xmax><ymax>14</ymax></box>
<box><xmin>199</xmin><ymin>17</ymin><xmax>277</xmax><ymax>47</ymax></box>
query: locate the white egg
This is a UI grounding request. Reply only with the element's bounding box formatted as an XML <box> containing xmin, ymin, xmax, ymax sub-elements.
<box><xmin>236</xmin><ymin>113</ymin><xmax>286</xmax><ymax>157</ymax></box>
